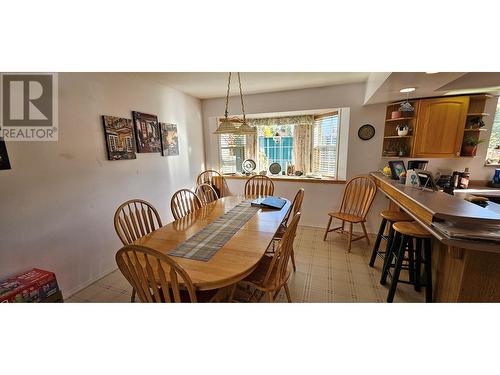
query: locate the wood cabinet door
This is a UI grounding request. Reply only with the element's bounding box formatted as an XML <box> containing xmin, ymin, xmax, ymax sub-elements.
<box><xmin>412</xmin><ymin>96</ymin><xmax>469</xmax><ymax>158</ymax></box>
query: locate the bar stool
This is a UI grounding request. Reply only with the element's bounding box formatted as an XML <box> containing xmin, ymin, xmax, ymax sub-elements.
<box><xmin>381</xmin><ymin>221</ymin><xmax>433</xmax><ymax>303</ymax></box>
<box><xmin>369</xmin><ymin>210</ymin><xmax>412</xmax><ymax>267</ymax></box>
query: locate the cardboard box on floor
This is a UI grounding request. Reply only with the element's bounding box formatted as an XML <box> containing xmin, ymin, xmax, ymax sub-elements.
<box><xmin>0</xmin><ymin>268</ymin><xmax>61</xmax><ymax>303</ymax></box>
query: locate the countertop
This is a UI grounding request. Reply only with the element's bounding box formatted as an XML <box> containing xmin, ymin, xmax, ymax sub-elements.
<box><xmin>370</xmin><ymin>172</ymin><xmax>500</xmax><ymax>224</ymax></box>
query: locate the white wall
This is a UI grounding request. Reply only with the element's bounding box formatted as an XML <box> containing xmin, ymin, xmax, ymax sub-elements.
<box><xmin>202</xmin><ymin>83</ymin><xmax>500</xmax><ymax>232</ymax></box>
<box><xmin>0</xmin><ymin>73</ymin><xmax>205</xmax><ymax>297</ymax></box>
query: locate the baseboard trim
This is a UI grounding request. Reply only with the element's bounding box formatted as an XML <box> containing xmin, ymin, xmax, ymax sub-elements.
<box><xmin>63</xmin><ymin>266</ymin><xmax>119</xmax><ymax>300</ymax></box>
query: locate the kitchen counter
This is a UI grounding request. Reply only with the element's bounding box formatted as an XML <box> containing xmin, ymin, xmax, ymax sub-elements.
<box><xmin>371</xmin><ymin>171</ymin><xmax>500</xmax><ymax>302</ymax></box>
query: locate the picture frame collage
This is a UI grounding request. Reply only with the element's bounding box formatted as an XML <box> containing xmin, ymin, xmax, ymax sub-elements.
<box><xmin>102</xmin><ymin>111</ymin><xmax>179</xmax><ymax>161</ymax></box>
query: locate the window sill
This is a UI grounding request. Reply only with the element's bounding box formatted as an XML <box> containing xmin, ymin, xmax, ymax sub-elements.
<box><xmin>484</xmin><ymin>163</ymin><xmax>500</xmax><ymax>167</ymax></box>
<box><xmin>222</xmin><ymin>174</ymin><xmax>346</xmax><ymax>184</ymax></box>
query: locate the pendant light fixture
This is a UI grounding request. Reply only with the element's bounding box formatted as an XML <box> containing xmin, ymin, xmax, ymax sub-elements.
<box><xmin>213</xmin><ymin>73</ymin><xmax>255</xmax><ymax>135</ymax></box>
<box><xmin>399</xmin><ymin>87</ymin><xmax>416</xmax><ymax>113</ymax></box>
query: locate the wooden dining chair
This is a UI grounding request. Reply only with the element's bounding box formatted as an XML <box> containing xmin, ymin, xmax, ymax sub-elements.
<box><xmin>114</xmin><ymin>199</ymin><xmax>163</xmax><ymax>245</ymax></box>
<box><xmin>116</xmin><ymin>245</ymin><xmax>202</xmax><ymax>302</ymax></box>
<box><xmin>233</xmin><ymin>212</ymin><xmax>301</xmax><ymax>303</ymax></box>
<box><xmin>196</xmin><ymin>170</ymin><xmax>227</xmax><ymax>197</ymax></box>
<box><xmin>171</xmin><ymin>189</ymin><xmax>202</xmax><ymax>220</ymax></box>
<box><xmin>244</xmin><ymin>175</ymin><xmax>274</xmax><ymax>197</ymax></box>
<box><xmin>195</xmin><ymin>183</ymin><xmax>219</xmax><ymax>206</ymax></box>
<box><xmin>268</xmin><ymin>188</ymin><xmax>305</xmax><ymax>272</ymax></box>
<box><xmin>323</xmin><ymin>176</ymin><xmax>377</xmax><ymax>252</ymax></box>
<box><xmin>114</xmin><ymin>199</ymin><xmax>163</xmax><ymax>302</ymax></box>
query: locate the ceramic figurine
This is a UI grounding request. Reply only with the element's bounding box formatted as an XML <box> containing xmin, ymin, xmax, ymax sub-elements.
<box><xmin>396</xmin><ymin>124</ymin><xmax>409</xmax><ymax>136</ymax></box>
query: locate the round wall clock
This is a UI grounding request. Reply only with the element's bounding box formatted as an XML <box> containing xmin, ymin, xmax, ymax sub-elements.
<box><xmin>358</xmin><ymin>124</ymin><xmax>375</xmax><ymax>140</ymax></box>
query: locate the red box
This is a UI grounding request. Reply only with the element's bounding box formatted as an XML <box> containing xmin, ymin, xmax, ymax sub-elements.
<box><xmin>0</xmin><ymin>268</ymin><xmax>60</xmax><ymax>303</ymax></box>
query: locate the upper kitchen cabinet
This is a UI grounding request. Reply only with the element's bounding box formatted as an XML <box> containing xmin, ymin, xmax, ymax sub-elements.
<box><xmin>412</xmin><ymin>96</ymin><xmax>470</xmax><ymax>158</ymax></box>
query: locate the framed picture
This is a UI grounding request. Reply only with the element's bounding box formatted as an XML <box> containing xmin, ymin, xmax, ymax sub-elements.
<box><xmin>388</xmin><ymin>160</ymin><xmax>406</xmax><ymax>180</ymax></box>
<box><xmin>0</xmin><ymin>138</ymin><xmax>11</xmax><ymax>170</ymax></box>
<box><xmin>102</xmin><ymin>116</ymin><xmax>136</xmax><ymax>160</ymax></box>
<box><xmin>159</xmin><ymin>122</ymin><xmax>179</xmax><ymax>156</ymax></box>
<box><xmin>132</xmin><ymin>111</ymin><xmax>161</xmax><ymax>153</ymax></box>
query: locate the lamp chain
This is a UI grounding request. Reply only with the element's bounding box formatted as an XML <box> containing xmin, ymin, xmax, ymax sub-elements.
<box><xmin>224</xmin><ymin>72</ymin><xmax>232</xmax><ymax>119</ymax></box>
<box><xmin>237</xmin><ymin>72</ymin><xmax>246</xmax><ymax>123</ymax></box>
<box><xmin>223</xmin><ymin>72</ymin><xmax>247</xmax><ymax>123</ymax></box>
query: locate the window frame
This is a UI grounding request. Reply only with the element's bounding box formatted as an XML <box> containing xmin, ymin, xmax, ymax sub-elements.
<box><xmin>485</xmin><ymin>101</ymin><xmax>500</xmax><ymax>166</ymax></box>
<box><xmin>311</xmin><ymin>111</ymin><xmax>341</xmax><ymax>178</ymax></box>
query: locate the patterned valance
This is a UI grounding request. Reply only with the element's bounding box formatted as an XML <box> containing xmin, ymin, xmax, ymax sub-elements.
<box><xmin>246</xmin><ymin>115</ymin><xmax>315</xmax><ymax>127</ymax></box>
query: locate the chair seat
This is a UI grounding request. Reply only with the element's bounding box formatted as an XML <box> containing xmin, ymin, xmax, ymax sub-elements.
<box><xmin>380</xmin><ymin>210</ymin><xmax>412</xmax><ymax>222</ymax></box>
<box><xmin>328</xmin><ymin>212</ymin><xmax>364</xmax><ymax>223</ymax></box>
<box><xmin>242</xmin><ymin>256</ymin><xmax>286</xmax><ymax>289</ymax></box>
<box><xmin>273</xmin><ymin>224</ymin><xmax>286</xmax><ymax>240</ymax></box>
<box><xmin>392</xmin><ymin>221</ymin><xmax>431</xmax><ymax>238</ymax></box>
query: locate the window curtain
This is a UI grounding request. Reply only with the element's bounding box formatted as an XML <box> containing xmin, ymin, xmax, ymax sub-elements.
<box><xmin>293</xmin><ymin>123</ymin><xmax>312</xmax><ymax>173</ymax></box>
<box><xmin>245</xmin><ymin>133</ymin><xmax>256</xmax><ymax>160</ymax></box>
<box><xmin>247</xmin><ymin>115</ymin><xmax>314</xmax><ymax>127</ymax></box>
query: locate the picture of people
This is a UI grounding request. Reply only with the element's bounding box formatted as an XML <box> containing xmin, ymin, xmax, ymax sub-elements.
<box><xmin>132</xmin><ymin>111</ymin><xmax>161</xmax><ymax>153</ymax></box>
<box><xmin>160</xmin><ymin>122</ymin><xmax>179</xmax><ymax>156</ymax></box>
<box><xmin>102</xmin><ymin>116</ymin><xmax>136</xmax><ymax>160</ymax></box>
<box><xmin>0</xmin><ymin>138</ymin><xmax>12</xmax><ymax>170</ymax></box>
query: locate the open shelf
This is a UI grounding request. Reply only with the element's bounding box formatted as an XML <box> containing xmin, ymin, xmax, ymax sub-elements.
<box><xmin>384</xmin><ymin>135</ymin><xmax>412</xmax><ymax>139</ymax></box>
<box><xmin>385</xmin><ymin>117</ymin><xmax>415</xmax><ymax>122</ymax></box>
<box><xmin>464</xmin><ymin>128</ymin><xmax>487</xmax><ymax>132</ymax></box>
<box><xmin>467</xmin><ymin>113</ymin><xmax>489</xmax><ymax>116</ymax></box>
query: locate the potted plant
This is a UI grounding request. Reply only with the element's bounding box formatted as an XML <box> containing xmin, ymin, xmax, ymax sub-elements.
<box><xmin>461</xmin><ymin>136</ymin><xmax>486</xmax><ymax>156</ymax></box>
<box><xmin>468</xmin><ymin>117</ymin><xmax>485</xmax><ymax>129</ymax></box>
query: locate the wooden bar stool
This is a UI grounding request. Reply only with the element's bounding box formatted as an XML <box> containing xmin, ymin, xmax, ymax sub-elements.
<box><xmin>369</xmin><ymin>210</ymin><xmax>412</xmax><ymax>268</ymax></box>
<box><xmin>381</xmin><ymin>221</ymin><xmax>433</xmax><ymax>303</ymax></box>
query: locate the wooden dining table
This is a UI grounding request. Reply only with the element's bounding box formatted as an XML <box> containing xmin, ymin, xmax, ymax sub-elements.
<box><xmin>132</xmin><ymin>195</ymin><xmax>291</xmax><ymax>291</ymax></box>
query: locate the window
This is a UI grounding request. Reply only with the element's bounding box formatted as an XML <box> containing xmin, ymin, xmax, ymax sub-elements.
<box><xmin>219</xmin><ymin>134</ymin><xmax>246</xmax><ymax>173</ymax></box>
<box><xmin>312</xmin><ymin>112</ymin><xmax>339</xmax><ymax>177</ymax></box>
<box><xmin>486</xmin><ymin>102</ymin><xmax>500</xmax><ymax>165</ymax></box>
<box><xmin>257</xmin><ymin>125</ymin><xmax>294</xmax><ymax>172</ymax></box>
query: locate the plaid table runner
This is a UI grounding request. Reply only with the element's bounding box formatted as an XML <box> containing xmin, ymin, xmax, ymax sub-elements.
<box><xmin>168</xmin><ymin>200</ymin><xmax>259</xmax><ymax>261</ymax></box>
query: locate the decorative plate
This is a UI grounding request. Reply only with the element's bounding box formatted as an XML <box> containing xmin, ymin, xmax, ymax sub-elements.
<box><xmin>358</xmin><ymin>124</ymin><xmax>375</xmax><ymax>140</ymax></box>
<box><xmin>242</xmin><ymin>159</ymin><xmax>257</xmax><ymax>173</ymax></box>
<box><xmin>269</xmin><ymin>162</ymin><xmax>281</xmax><ymax>175</ymax></box>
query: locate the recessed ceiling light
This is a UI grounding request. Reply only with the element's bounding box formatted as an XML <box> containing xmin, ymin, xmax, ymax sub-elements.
<box><xmin>400</xmin><ymin>87</ymin><xmax>416</xmax><ymax>93</ymax></box>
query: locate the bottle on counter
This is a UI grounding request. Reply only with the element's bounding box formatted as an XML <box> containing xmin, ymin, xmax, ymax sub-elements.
<box><xmin>459</xmin><ymin>167</ymin><xmax>471</xmax><ymax>189</ymax></box>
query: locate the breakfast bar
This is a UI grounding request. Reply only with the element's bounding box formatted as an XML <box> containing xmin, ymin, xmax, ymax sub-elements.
<box><xmin>371</xmin><ymin>172</ymin><xmax>500</xmax><ymax>302</ymax></box>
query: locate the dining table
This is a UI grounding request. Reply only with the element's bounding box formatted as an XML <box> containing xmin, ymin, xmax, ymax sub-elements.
<box><xmin>132</xmin><ymin>195</ymin><xmax>291</xmax><ymax>291</ymax></box>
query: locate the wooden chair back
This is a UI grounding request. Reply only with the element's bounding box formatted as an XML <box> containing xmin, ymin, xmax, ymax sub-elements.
<box><xmin>244</xmin><ymin>175</ymin><xmax>275</xmax><ymax>196</ymax></box>
<box><xmin>116</xmin><ymin>245</ymin><xmax>197</xmax><ymax>302</ymax></box>
<box><xmin>196</xmin><ymin>170</ymin><xmax>227</xmax><ymax>197</ymax></box>
<box><xmin>114</xmin><ymin>199</ymin><xmax>163</xmax><ymax>245</ymax></box>
<box><xmin>264</xmin><ymin>213</ymin><xmax>301</xmax><ymax>288</ymax></box>
<box><xmin>171</xmin><ymin>189</ymin><xmax>202</xmax><ymax>220</ymax></box>
<box><xmin>195</xmin><ymin>183</ymin><xmax>219</xmax><ymax>206</ymax></box>
<box><xmin>282</xmin><ymin>188</ymin><xmax>305</xmax><ymax>226</ymax></box>
<box><xmin>339</xmin><ymin>176</ymin><xmax>377</xmax><ymax>220</ymax></box>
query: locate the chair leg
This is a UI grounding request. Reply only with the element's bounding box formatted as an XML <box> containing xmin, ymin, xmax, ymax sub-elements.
<box><xmin>290</xmin><ymin>247</ymin><xmax>297</xmax><ymax>272</ymax></box>
<box><xmin>381</xmin><ymin>231</ymin><xmax>399</xmax><ymax>285</ymax></box>
<box><xmin>424</xmin><ymin>239</ymin><xmax>433</xmax><ymax>303</ymax></box>
<box><xmin>369</xmin><ymin>218</ymin><xmax>387</xmax><ymax>267</ymax></box>
<box><xmin>266</xmin><ymin>292</ymin><xmax>274</xmax><ymax>303</ymax></box>
<box><xmin>284</xmin><ymin>284</ymin><xmax>292</xmax><ymax>303</ymax></box>
<box><xmin>131</xmin><ymin>288</ymin><xmax>136</xmax><ymax>302</ymax></box>
<box><xmin>347</xmin><ymin>222</ymin><xmax>353</xmax><ymax>252</ymax></box>
<box><xmin>387</xmin><ymin>235</ymin><xmax>407</xmax><ymax>303</ymax></box>
<box><xmin>415</xmin><ymin>238</ymin><xmax>422</xmax><ymax>292</ymax></box>
<box><xmin>407</xmin><ymin>237</ymin><xmax>415</xmax><ymax>285</ymax></box>
<box><xmin>323</xmin><ymin>216</ymin><xmax>333</xmax><ymax>240</ymax></box>
<box><xmin>228</xmin><ymin>284</ymin><xmax>237</xmax><ymax>302</ymax></box>
<box><xmin>361</xmin><ymin>222</ymin><xmax>370</xmax><ymax>245</ymax></box>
